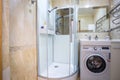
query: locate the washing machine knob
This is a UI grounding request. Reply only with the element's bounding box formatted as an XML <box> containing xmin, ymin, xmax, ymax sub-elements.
<box><xmin>94</xmin><ymin>47</ymin><xmax>97</xmax><ymax>50</ymax></box>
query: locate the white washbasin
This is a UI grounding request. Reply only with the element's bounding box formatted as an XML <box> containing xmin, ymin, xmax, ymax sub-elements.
<box><xmin>80</xmin><ymin>39</ymin><xmax>111</xmax><ymax>46</ymax></box>
<box><xmin>111</xmin><ymin>39</ymin><xmax>120</xmax><ymax>43</ymax></box>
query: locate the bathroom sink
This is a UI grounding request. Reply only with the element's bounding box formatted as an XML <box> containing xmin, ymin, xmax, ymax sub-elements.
<box><xmin>111</xmin><ymin>39</ymin><xmax>120</xmax><ymax>43</ymax></box>
<box><xmin>80</xmin><ymin>39</ymin><xmax>111</xmax><ymax>46</ymax></box>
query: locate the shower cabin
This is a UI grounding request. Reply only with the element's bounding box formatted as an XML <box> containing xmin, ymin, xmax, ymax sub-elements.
<box><xmin>37</xmin><ymin>0</ymin><xmax>78</xmax><ymax>80</ymax></box>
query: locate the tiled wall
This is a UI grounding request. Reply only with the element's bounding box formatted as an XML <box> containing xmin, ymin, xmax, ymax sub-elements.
<box><xmin>2</xmin><ymin>0</ymin><xmax>10</xmax><ymax>80</ymax></box>
<box><xmin>9</xmin><ymin>0</ymin><xmax>37</xmax><ymax>80</ymax></box>
<box><xmin>52</xmin><ymin>0</ymin><xmax>71</xmax><ymax>8</ymax></box>
<box><xmin>51</xmin><ymin>0</ymin><xmax>109</xmax><ymax>8</ymax></box>
<box><xmin>10</xmin><ymin>46</ymin><xmax>37</xmax><ymax>80</ymax></box>
<box><xmin>78</xmin><ymin>0</ymin><xmax>109</xmax><ymax>8</ymax></box>
<box><xmin>110</xmin><ymin>0</ymin><xmax>120</xmax><ymax>39</ymax></box>
<box><xmin>78</xmin><ymin>32</ymin><xmax>109</xmax><ymax>39</ymax></box>
<box><xmin>110</xmin><ymin>32</ymin><xmax>120</xmax><ymax>39</ymax></box>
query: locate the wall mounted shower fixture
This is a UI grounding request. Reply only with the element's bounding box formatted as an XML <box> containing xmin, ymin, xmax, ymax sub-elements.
<box><xmin>48</xmin><ymin>7</ymin><xmax>58</xmax><ymax>13</ymax></box>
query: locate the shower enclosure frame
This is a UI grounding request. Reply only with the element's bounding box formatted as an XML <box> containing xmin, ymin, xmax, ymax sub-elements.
<box><xmin>37</xmin><ymin>0</ymin><xmax>78</xmax><ymax>79</ymax></box>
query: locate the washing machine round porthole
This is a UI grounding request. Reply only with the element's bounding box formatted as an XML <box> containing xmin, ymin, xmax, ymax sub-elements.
<box><xmin>86</xmin><ymin>55</ymin><xmax>106</xmax><ymax>73</ymax></box>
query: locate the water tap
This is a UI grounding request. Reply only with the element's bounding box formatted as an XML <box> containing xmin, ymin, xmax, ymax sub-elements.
<box><xmin>95</xmin><ymin>35</ymin><xmax>98</xmax><ymax>40</ymax></box>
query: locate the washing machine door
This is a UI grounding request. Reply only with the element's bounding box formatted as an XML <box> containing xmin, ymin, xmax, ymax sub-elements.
<box><xmin>86</xmin><ymin>55</ymin><xmax>106</xmax><ymax>73</ymax></box>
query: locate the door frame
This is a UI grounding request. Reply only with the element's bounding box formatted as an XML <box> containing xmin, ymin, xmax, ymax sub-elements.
<box><xmin>0</xmin><ymin>0</ymin><xmax>2</xmax><ymax>79</ymax></box>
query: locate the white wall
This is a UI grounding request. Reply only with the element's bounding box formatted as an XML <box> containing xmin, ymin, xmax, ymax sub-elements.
<box><xmin>54</xmin><ymin>35</ymin><xmax>70</xmax><ymax>64</ymax></box>
<box><xmin>48</xmin><ymin>36</ymin><xmax>54</xmax><ymax>66</ymax></box>
<box><xmin>48</xmin><ymin>5</ymin><xmax>55</xmax><ymax>30</ymax></box>
<box><xmin>39</xmin><ymin>35</ymin><xmax>53</xmax><ymax>73</ymax></box>
<box><xmin>37</xmin><ymin>0</ymin><xmax>48</xmax><ymax>27</ymax></box>
<box><xmin>38</xmin><ymin>35</ymin><xmax>48</xmax><ymax>74</ymax></box>
<box><xmin>54</xmin><ymin>35</ymin><xmax>78</xmax><ymax>72</ymax></box>
<box><xmin>111</xmin><ymin>41</ymin><xmax>120</xmax><ymax>80</ymax></box>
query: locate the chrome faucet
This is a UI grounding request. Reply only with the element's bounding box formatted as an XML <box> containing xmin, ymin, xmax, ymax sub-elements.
<box><xmin>95</xmin><ymin>35</ymin><xmax>98</xmax><ymax>40</ymax></box>
<box><xmin>85</xmin><ymin>35</ymin><xmax>91</xmax><ymax>40</ymax></box>
<box><xmin>88</xmin><ymin>35</ymin><xmax>91</xmax><ymax>40</ymax></box>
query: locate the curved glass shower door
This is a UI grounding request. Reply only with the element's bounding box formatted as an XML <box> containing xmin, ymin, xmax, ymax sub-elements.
<box><xmin>37</xmin><ymin>0</ymin><xmax>78</xmax><ymax>79</ymax></box>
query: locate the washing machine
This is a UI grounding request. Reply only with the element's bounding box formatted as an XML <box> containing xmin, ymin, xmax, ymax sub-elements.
<box><xmin>80</xmin><ymin>43</ymin><xmax>111</xmax><ymax>80</ymax></box>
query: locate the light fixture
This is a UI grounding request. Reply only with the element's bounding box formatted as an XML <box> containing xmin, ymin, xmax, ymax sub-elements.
<box><xmin>85</xmin><ymin>0</ymin><xmax>90</xmax><ymax>8</ymax></box>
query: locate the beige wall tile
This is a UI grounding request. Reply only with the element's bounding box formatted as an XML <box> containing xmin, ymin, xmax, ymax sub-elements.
<box><xmin>51</xmin><ymin>0</ymin><xmax>109</xmax><ymax>8</ymax></box>
<box><xmin>111</xmin><ymin>32</ymin><xmax>120</xmax><ymax>39</ymax></box>
<box><xmin>52</xmin><ymin>0</ymin><xmax>71</xmax><ymax>8</ymax></box>
<box><xmin>78</xmin><ymin>32</ymin><xmax>109</xmax><ymax>39</ymax></box>
<box><xmin>2</xmin><ymin>0</ymin><xmax>10</xmax><ymax>70</ymax></box>
<box><xmin>10</xmin><ymin>46</ymin><xmax>37</xmax><ymax>80</ymax></box>
<box><xmin>9</xmin><ymin>0</ymin><xmax>37</xmax><ymax>80</ymax></box>
<box><xmin>110</xmin><ymin>0</ymin><xmax>120</xmax><ymax>39</ymax></box>
<box><xmin>78</xmin><ymin>0</ymin><xmax>109</xmax><ymax>8</ymax></box>
<box><xmin>9</xmin><ymin>0</ymin><xmax>36</xmax><ymax>47</ymax></box>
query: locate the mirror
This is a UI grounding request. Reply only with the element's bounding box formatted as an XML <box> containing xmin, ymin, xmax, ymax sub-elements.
<box><xmin>78</xmin><ymin>7</ymin><xmax>109</xmax><ymax>32</ymax></box>
<box><xmin>55</xmin><ymin>8</ymin><xmax>73</xmax><ymax>35</ymax></box>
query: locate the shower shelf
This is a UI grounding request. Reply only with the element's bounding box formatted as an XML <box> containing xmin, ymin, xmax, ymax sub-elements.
<box><xmin>40</xmin><ymin>29</ymin><xmax>55</xmax><ymax>35</ymax></box>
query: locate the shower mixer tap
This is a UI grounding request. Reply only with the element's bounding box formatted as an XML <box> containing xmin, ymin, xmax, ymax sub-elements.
<box><xmin>85</xmin><ymin>35</ymin><xmax>91</xmax><ymax>40</ymax></box>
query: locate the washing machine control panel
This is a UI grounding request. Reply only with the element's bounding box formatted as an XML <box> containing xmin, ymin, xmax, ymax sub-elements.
<box><xmin>83</xmin><ymin>46</ymin><xmax>110</xmax><ymax>51</ymax></box>
<box><xmin>93</xmin><ymin>47</ymin><xmax>103</xmax><ymax>51</ymax></box>
<box><xmin>102</xmin><ymin>47</ymin><xmax>110</xmax><ymax>50</ymax></box>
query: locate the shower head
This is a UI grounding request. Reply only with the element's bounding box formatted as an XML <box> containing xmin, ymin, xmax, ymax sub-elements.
<box><xmin>48</xmin><ymin>7</ymin><xmax>58</xmax><ymax>13</ymax></box>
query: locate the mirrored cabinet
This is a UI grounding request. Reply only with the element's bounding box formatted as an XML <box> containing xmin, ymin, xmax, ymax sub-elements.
<box><xmin>77</xmin><ymin>6</ymin><xmax>109</xmax><ymax>32</ymax></box>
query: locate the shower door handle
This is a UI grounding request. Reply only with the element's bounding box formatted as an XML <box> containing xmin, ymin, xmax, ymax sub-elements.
<box><xmin>70</xmin><ymin>19</ymin><xmax>73</xmax><ymax>42</ymax></box>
